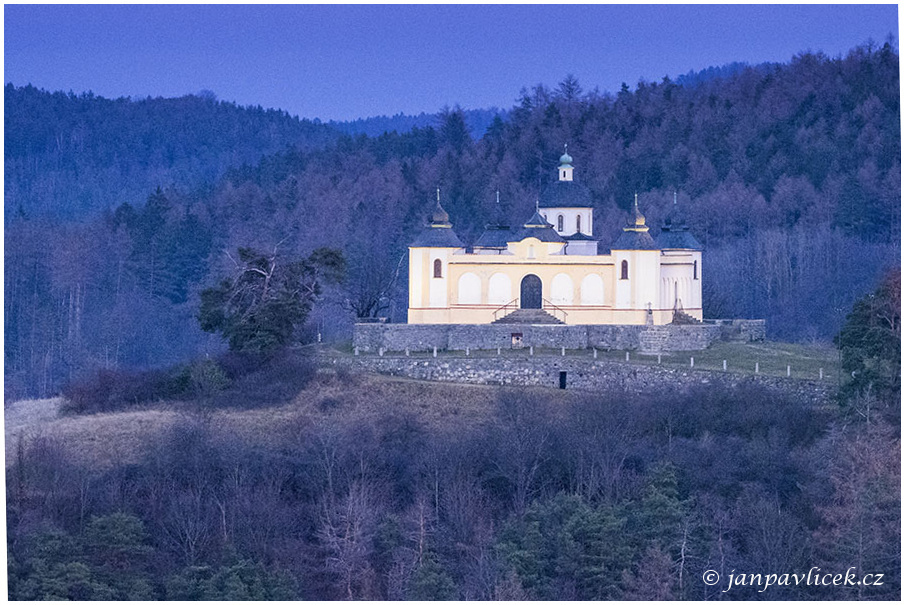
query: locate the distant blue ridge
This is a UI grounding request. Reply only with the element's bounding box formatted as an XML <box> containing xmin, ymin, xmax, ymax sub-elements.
<box><xmin>329</xmin><ymin>107</ymin><xmax>508</xmax><ymax>140</ymax></box>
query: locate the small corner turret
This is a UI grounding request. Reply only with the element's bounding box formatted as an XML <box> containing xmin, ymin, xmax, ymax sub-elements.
<box><xmin>611</xmin><ymin>194</ymin><xmax>659</xmax><ymax>250</ymax></box>
<box><xmin>657</xmin><ymin>191</ymin><xmax>703</xmax><ymax>251</ymax></box>
<box><xmin>409</xmin><ymin>187</ymin><xmax>464</xmax><ymax>248</ymax></box>
<box><xmin>429</xmin><ymin>187</ymin><xmax>452</xmax><ymax>227</ymax></box>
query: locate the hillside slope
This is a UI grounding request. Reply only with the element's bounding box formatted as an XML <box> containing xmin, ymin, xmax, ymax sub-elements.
<box><xmin>6</xmin><ymin>368</ymin><xmax>899</xmax><ymax>600</ymax></box>
<box><xmin>4</xmin><ymin>372</ymin><xmax>544</xmax><ymax>469</ymax></box>
<box><xmin>4</xmin><ymin>84</ymin><xmax>340</xmax><ymax>219</ymax></box>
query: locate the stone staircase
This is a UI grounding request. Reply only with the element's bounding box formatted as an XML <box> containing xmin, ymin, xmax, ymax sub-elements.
<box><xmin>671</xmin><ymin>308</ymin><xmax>702</xmax><ymax>325</ymax></box>
<box><xmin>492</xmin><ymin>308</ymin><xmax>564</xmax><ymax>325</ymax></box>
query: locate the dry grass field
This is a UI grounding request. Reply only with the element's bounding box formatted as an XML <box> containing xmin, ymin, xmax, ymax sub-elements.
<box><xmin>4</xmin><ymin>371</ymin><xmax>583</xmax><ymax>469</ymax></box>
<box><xmin>5</xmin><ymin>397</ymin><xmax>183</xmax><ymax>469</ymax></box>
<box><xmin>4</xmin><ymin>339</ymin><xmax>842</xmax><ymax>471</ymax></box>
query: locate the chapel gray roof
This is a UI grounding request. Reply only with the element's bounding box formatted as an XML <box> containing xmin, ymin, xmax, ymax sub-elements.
<box><xmin>524</xmin><ymin>209</ymin><xmax>550</xmax><ymax>227</ymax></box>
<box><xmin>512</xmin><ymin>225</ymin><xmax>566</xmax><ymax>243</ymax></box>
<box><xmin>511</xmin><ymin>210</ymin><xmax>565</xmax><ymax>243</ymax></box>
<box><xmin>538</xmin><ymin>180</ymin><xmax>594</xmax><ymax>208</ymax></box>
<box><xmin>657</xmin><ymin>229</ymin><xmax>703</xmax><ymax>250</ymax></box>
<box><xmin>611</xmin><ymin>230</ymin><xmax>660</xmax><ymax>250</ymax></box>
<box><xmin>474</xmin><ymin>226</ymin><xmax>512</xmax><ymax>248</ymax></box>
<box><xmin>657</xmin><ymin>195</ymin><xmax>702</xmax><ymax>250</ymax></box>
<box><xmin>563</xmin><ymin>231</ymin><xmax>597</xmax><ymax>241</ymax></box>
<box><xmin>410</xmin><ymin>226</ymin><xmax>464</xmax><ymax>248</ymax></box>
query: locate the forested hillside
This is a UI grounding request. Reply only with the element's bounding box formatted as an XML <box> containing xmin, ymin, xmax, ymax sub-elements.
<box><xmin>6</xmin><ymin>370</ymin><xmax>900</xmax><ymax>599</ymax></box>
<box><xmin>4</xmin><ymin>44</ymin><xmax>900</xmax><ymax>397</ymax></box>
<box><xmin>4</xmin><ymin>85</ymin><xmax>339</xmax><ymax>219</ymax></box>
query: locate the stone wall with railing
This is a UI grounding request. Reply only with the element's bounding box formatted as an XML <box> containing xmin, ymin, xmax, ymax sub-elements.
<box><xmin>328</xmin><ymin>354</ymin><xmax>833</xmax><ymax>407</ymax></box>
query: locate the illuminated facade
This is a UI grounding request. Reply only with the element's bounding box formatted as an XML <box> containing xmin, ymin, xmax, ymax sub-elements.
<box><xmin>408</xmin><ymin>152</ymin><xmax>702</xmax><ymax>325</ymax></box>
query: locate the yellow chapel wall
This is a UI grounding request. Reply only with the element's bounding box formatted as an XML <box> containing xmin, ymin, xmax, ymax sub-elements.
<box><xmin>408</xmin><ymin>240</ymin><xmax>697</xmax><ymax>325</ymax></box>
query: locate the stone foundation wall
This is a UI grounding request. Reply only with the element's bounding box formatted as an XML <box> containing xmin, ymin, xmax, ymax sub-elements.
<box><xmin>354</xmin><ymin>321</ymin><xmax>749</xmax><ymax>353</ymax></box>
<box><xmin>329</xmin><ymin>355</ymin><xmax>833</xmax><ymax>407</ymax></box>
<box><xmin>353</xmin><ymin>323</ymin><xmax>448</xmax><ymax>353</ymax></box>
<box><xmin>706</xmin><ymin>319</ymin><xmax>767</xmax><ymax>342</ymax></box>
<box><xmin>586</xmin><ymin>325</ymin><xmax>643</xmax><ymax>350</ymax></box>
<box><xmin>664</xmin><ymin>324</ymin><xmax>723</xmax><ymax>350</ymax></box>
<box><xmin>446</xmin><ymin>324</ymin><xmax>588</xmax><ymax>351</ymax></box>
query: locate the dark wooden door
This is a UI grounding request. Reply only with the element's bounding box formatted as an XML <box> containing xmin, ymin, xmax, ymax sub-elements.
<box><xmin>520</xmin><ymin>274</ymin><xmax>542</xmax><ymax>309</ymax></box>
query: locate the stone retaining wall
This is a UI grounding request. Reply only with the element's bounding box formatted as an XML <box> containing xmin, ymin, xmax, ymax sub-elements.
<box><xmin>329</xmin><ymin>354</ymin><xmax>833</xmax><ymax>407</ymax></box>
<box><xmin>354</xmin><ymin>320</ymin><xmax>762</xmax><ymax>354</ymax></box>
<box><xmin>707</xmin><ymin>319</ymin><xmax>767</xmax><ymax>342</ymax></box>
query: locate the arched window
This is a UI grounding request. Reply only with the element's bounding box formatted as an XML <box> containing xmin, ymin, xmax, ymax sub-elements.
<box><xmin>580</xmin><ymin>274</ymin><xmax>604</xmax><ymax>305</ymax></box>
<box><xmin>693</xmin><ymin>260</ymin><xmax>698</xmax><ymax>280</ymax></box>
<box><xmin>433</xmin><ymin>258</ymin><xmax>442</xmax><ymax>278</ymax></box>
<box><xmin>621</xmin><ymin>260</ymin><xmax>629</xmax><ymax>280</ymax></box>
<box><xmin>457</xmin><ymin>273</ymin><xmax>481</xmax><ymax>305</ymax></box>
<box><xmin>551</xmin><ymin>273</ymin><xmax>574</xmax><ymax>306</ymax></box>
<box><xmin>488</xmin><ymin>273</ymin><xmax>512</xmax><ymax>305</ymax></box>
<box><xmin>557</xmin><ymin>215</ymin><xmax>564</xmax><ymax>232</ymax></box>
<box><xmin>576</xmin><ymin>214</ymin><xmax>582</xmax><ymax>234</ymax></box>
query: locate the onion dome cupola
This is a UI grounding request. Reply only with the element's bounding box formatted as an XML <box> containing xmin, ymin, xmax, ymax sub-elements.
<box><xmin>611</xmin><ymin>194</ymin><xmax>659</xmax><ymax>250</ymax></box>
<box><xmin>474</xmin><ymin>191</ymin><xmax>513</xmax><ymax>249</ymax></box>
<box><xmin>538</xmin><ymin>145</ymin><xmax>593</xmax><ymax>209</ymax></box>
<box><xmin>410</xmin><ymin>188</ymin><xmax>465</xmax><ymax>248</ymax></box>
<box><xmin>657</xmin><ymin>192</ymin><xmax>703</xmax><ymax>250</ymax></box>
<box><xmin>558</xmin><ymin>145</ymin><xmax>574</xmax><ymax>181</ymax></box>
<box><xmin>511</xmin><ymin>201</ymin><xmax>565</xmax><ymax>243</ymax></box>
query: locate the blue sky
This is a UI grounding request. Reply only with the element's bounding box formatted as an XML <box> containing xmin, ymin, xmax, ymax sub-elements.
<box><xmin>4</xmin><ymin>4</ymin><xmax>899</xmax><ymax>121</ymax></box>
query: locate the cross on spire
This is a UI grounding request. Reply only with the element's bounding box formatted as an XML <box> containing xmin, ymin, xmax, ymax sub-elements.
<box><xmin>436</xmin><ymin>187</ymin><xmax>440</xmax><ymax>202</ymax></box>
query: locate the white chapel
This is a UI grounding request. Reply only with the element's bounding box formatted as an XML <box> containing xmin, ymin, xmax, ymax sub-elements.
<box><xmin>407</xmin><ymin>150</ymin><xmax>703</xmax><ymax>325</ymax></box>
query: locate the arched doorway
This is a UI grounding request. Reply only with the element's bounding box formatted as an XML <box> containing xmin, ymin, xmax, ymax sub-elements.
<box><xmin>520</xmin><ymin>274</ymin><xmax>542</xmax><ymax>309</ymax></box>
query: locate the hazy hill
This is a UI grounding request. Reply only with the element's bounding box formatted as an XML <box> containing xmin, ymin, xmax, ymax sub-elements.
<box><xmin>4</xmin><ymin>84</ymin><xmax>341</xmax><ymax>219</ymax></box>
<box><xmin>329</xmin><ymin>107</ymin><xmax>508</xmax><ymax>139</ymax></box>
<box><xmin>673</xmin><ymin>60</ymin><xmax>778</xmax><ymax>88</ymax></box>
